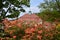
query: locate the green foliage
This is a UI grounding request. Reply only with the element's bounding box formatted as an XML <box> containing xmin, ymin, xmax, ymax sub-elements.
<box><xmin>0</xmin><ymin>0</ymin><xmax>3</xmax><ymax>9</ymax></box>
<box><xmin>6</xmin><ymin>11</ymin><xmax>20</xmax><ymax>18</ymax></box>
<box><xmin>39</xmin><ymin>0</ymin><xmax>60</xmax><ymax>11</ymax></box>
<box><xmin>37</xmin><ymin>9</ymin><xmax>60</xmax><ymax>22</ymax></box>
<box><xmin>53</xmin><ymin>25</ymin><xmax>60</xmax><ymax>40</ymax></box>
<box><xmin>37</xmin><ymin>0</ymin><xmax>60</xmax><ymax>22</ymax></box>
<box><xmin>0</xmin><ymin>0</ymin><xmax>30</xmax><ymax>22</ymax></box>
<box><xmin>21</xmin><ymin>0</ymin><xmax>30</xmax><ymax>7</ymax></box>
<box><xmin>56</xmin><ymin>25</ymin><xmax>60</xmax><ymax>31</ymax></box>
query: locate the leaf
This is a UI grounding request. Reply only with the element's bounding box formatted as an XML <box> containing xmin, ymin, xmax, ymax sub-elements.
<box><xmin>21</xmin><ymin>0</ymin><xmax>30</xmax><ymax>7</ymax></box>
<box><xmin>0</xmin><ymin>0</ymin><xmax>30</xmax><ymax>22</ymax></box>
<box><xmin>20</xmin><ymin>8</ymin><xmax>25</xmax><ymax>12</ymax></box>
<box><xmin>6</xmin><ymin>11</ymin><xmax>20</xmax><ymax>18</ymax></box>
<box><xmin>0</xmin><ymin>0</ymin><xmax>3</xmax><ymax>9</ymax></box>
<box><xmin>3</xmin><ymin>1</ymin><xmax>9</xmax><ymax>8</ymax></box>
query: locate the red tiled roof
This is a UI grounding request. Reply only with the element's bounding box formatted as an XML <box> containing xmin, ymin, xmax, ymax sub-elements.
<box><xmin>18</xmin><ymin>14</ymin><xmax>42</xmax><ymax>23</ymax></box>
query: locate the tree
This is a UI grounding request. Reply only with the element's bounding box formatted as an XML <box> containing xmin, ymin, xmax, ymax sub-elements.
<box><xmin>37</xmin><ymin>0</ymin><xmax>60</xmax><ymax>22</ymax></box>
<box><xmin>0</xmin><ymin>0</ymin><xmax>30</xmax><ymax>29</ymax></box>
<box><xmin>39</xmin><ymin>0</ymin><xmax>60</xmax><ymax>11</ymax></box>
<box><xmin>0</xmin><ymin>0</ymin><xmax>30</xmax><ymax>21</ymax></box>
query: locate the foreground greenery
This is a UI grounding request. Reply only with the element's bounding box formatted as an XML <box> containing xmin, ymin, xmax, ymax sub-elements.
<box><xmin>37</xmin><ymin>0</ymin><xmax>60</xmax><ymax>22</ymax></box>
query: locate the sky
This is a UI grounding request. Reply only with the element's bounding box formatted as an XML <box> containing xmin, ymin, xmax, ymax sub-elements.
<box><xmin>30</xmin><ymin>0</ymin><xmax>44</xmax><ymax>7</ymax></box>
<box><xmin>19</xmin><ymin>0</ymin><xmax>44</xmax><ymax>17</ymax></box>
<box><xmin>24</xmin><ymin>0</ymin><xmax>44</xmax><ymax>13</ymax></box>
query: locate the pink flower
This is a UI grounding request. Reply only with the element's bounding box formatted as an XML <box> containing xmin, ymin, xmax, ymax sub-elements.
<box><xmin>6</xmin><ymin>37</ymin><xmax>9</xmax><ymax>40</ymax></box>
<box><xmin>37</xmin><ymin>35</ymin><xmax>42</xmax><ymax>40</ymax></box>
<box><xmin>0</xmin><ymin>38</ymin><xmax>3</xmax><ymax>40</ymax></box>
<box><xmin>35</xmin><ymin>24</ymin><xmax>37</xmax><ymax>27</ymax></box>
<box><xmin>30</xmin><ymin>28</ymin><xmax>35</xmax><ymax>32</ymax></box>
<box><xmin>9</xmin><ymin>31</ymin><xmax>13</xmax><ymax>34</ymax></box>
<box><xmin>13</xmin><ymin>36</ymin><xmax>16</xmax><ymax>39</ymax></box>
<box><xmin>25</xmin><ymin>28</ymin><xmax>32</xmax><ymax>34</ymax></box>
<box><xmin>16</xmin><ymin>23</ymin><xmax>21</xmax><ymax>28</ymax></box>
<box><xmin>38</xmin><ymin>30</ymin><xmax>43</xmax><ymax>34</ymax></box>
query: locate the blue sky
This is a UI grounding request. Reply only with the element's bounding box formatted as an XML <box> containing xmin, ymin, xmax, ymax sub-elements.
<box><xmin>30</xmin><ymin>0</ymin><xmax>44</xmax><ymax>7</ymax></box>
<box><xmin>19</xmin><ymin>0</ymin><xmax>44</xmax><ymax>17</ymax></box>
<box><xmin>23</xmin><ymin>0</ymin><xmax>44</xmax><ymax>13</ymax></box>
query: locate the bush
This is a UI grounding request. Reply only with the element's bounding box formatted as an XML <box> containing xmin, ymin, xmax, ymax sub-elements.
<box><xmin>0</xmin><ymin>22</ymin><xmax>60</xmax><ymax>40</ymax></box>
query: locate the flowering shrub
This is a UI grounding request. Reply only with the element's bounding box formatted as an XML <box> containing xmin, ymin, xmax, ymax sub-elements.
<box><xmin>0</xmin><ymin>22</ymin><xmax>60</xmax><ymax>40</ymax></box>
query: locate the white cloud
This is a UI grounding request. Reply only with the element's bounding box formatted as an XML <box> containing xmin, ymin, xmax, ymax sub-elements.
<box><xmin>30</xmin><ymin>7</ymin><xmax>40</xmax><ymax>13</ymax></box>
<box><xmin>23</xmin><ymin>7</ymin><xmax>40</xmax><ymax>13</ymax></box>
